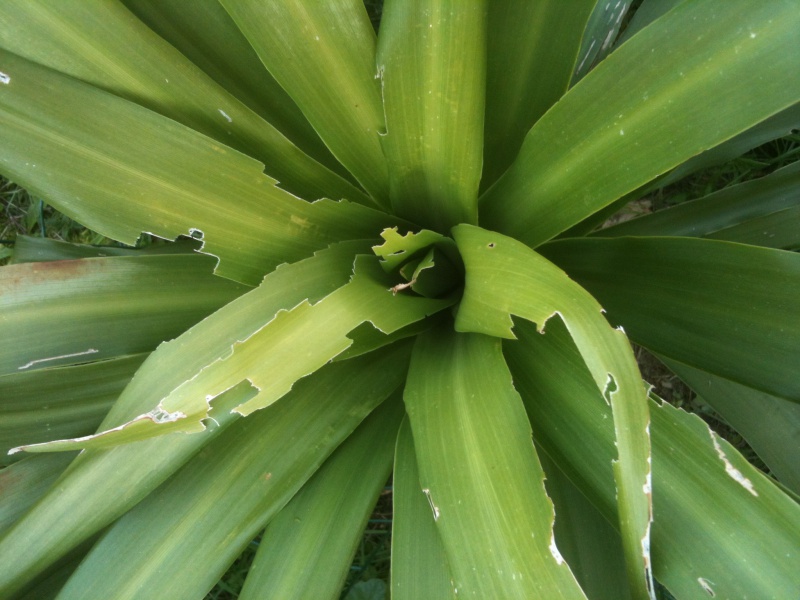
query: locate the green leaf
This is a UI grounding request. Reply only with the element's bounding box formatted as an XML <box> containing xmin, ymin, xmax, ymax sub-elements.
<box><xmin>0</xmin><ymin>0</ymin><xmax>367</xmax><ymax>204</ymax></box>
<box><xmin>538</xmin><ymin>451</ymin><xmax>632</xmax><ymax>600</ymax></box>
<box><xmin>540</xmin><ymin>236</ymin><xmax>800</xmax><ymax>401</ymax></box>
<box><xmin>239</xmin><ymin>390</ymin><xmax>403</xmax><ymax>600</ymax></box>
<box><xmin>0</xmin><ymin>453</ymin><xmax>76</xmax><ymax>535</ymax></box>
<box><xmin>505</xmin><ymin>318</ymin><xmax>800</xmax><ymax>599</ymax></box>
<box><xmin>10</xmin><ymin>235</ymin><xmax>199</xmax><ymax>264</ymax></box>
<box><xmin>0</xmin><ymin>49</ymin><xmax>397</xmax><ymax>285</ymax></box>
<box><xmin>372</xmin><ymin>227</ymin><xmax>460</xmax><ymax>273</ymax></box>
<box><xmin>0</xmin><ymin>243</ymin><xmax>365</xmax><ymax>593</ymax></box>
<box><xmin>403</xmin><ymin>326</ymin><xmax>586</xmax><ymax>598</ymax></box>
<box><xmin>481</xmin><ymin>0</ymin><xmax>800</xmax><ymax>248</ymax></box>
<box><xmin>482</xmin><ymin>0</ymin><xmax>596</xmax><ymax>188</ymax></box>
<box><xmin>452</xmin><ymin>224</ymin><xmax>652</xmax><ymax>598</ymax></box>
<box><xmin>570</xmin><ymin>0</ymin><xmax>631</xmax><ymax>84</ymax></box>
<box><xmin>616</xmin><ymin>0</ymin><xmax>685</xmax><ymax>45</ymax></box>
<box><xmin>53</xmin><ymin>350</ymin><xmax>409</xmax><ymax>600</ymax></box>
<box><xmin>0</xmin><ymin>254</ymin><xmax>247</xmax><ymax>376</ymax></box>
<box><xmin>121</xmin><ymin>0</ymin><xmax>348</xmax><ymax>178</ymax></box>
<box><xmin>562</xmin><ymin>102</ymin><xmax>800</xmax><ymax>238</ymax></box>
<box><xmin>596</xmin><ymin>160</ymin><xmax>800</xmax><ymax>249</ymax></box>
<box><xmin>391</xmin><ymin>418</ymin><xmax>454</xmax><ymax>600</ymax></box>
<box><xmin>377</xmin><ymin>0</ymin><xmax>485</xmax><ymax>230</ymax></box>
<box><xmin>15</xmin><ymin>255</ymin><xmax>452</xmax><ymax>452</ymax></box>
<box><xmin>220</xmin><ymin>0</ymin><xmax>390</xmax><ymax>207</ymax></box>
<box><xmin>0</xmin><ymin>381</ymin><xmax>254</xmax><ymax>597</ymax></box>
<box><xmin>662</xmin><ymin>357</ymin><xmax>800</xmax><ymax>496</ymax></box>
<box><xmin>0</xmin><ymin>354</ymin><xmax>146</xmax><ymax>463</ymax></box>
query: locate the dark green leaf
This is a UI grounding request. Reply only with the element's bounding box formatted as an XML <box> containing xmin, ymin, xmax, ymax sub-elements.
<box><xmin>541</xmin><ymin>236</ymin><xmax>800</xmax><ymax>401</ymax></box>
<box><xmin>481</xmin><ymin>0</ymin><xmax>800</xmax><ymax>248</ymax></box>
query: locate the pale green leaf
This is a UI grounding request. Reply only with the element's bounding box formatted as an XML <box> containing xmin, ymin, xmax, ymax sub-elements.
<box><xmin>596</xmin><ymin>160</ymin><xmax>800</xmax><ymax>248</ymax></box>
<box><xmin>0</xmin><ymin>50</ymin><xmax>397</xmax><ymax>285</ymax></box>
<box><xmin>220</xmin><ymin>0</ymin><xmax>390</xmax><ymax>206</ymax></box>
<box><xmin>239</xmin><ymin>391</ymin><xmax>403</xmax><ymax>600</ymax></box>
<box><xmin>0</xmin><ymin>254</ymin><xmax>247</xmax><ymax>376</ymax></box>
<box><xmin>662</xmin><ymin>357</ymin><xmax>800</xmax><ymax>496</ymax></box>
<box><xmin>482</xmin><ymin>0</ymin><xmax>596</xmax><ymax>188</ymax></box>
<box><xmin>391</xmin><ymin>418</ymin><xmax>454</xmax><ymax>600</ymax></box>
<box><xmin>122</xmin><ymin>0</ymin><xmax>347</xmax><ymax>178</ymax></box>
<box><xmin>0</xmin><ymin>243</ymin><xmax>365</xmax><ymax>592</ymax></box>
<box><xmin>403</xmin><ymin>326</ymin><xmax>587</xmax><ymax>598</ymax></box>
<box><xmin>14</xmin><ymin>255</ymin><xmax>452</xmax><ymax>452</ymax></box>
<box><xmin>541</xmin><ymin>236</ymin><xmax>800</xmax><ymax>401</ymax></box>
<box><xmin>452</xmin><ymin>224</ymin><xmax>652</xmax><ymax>598</ymax></box>
<box><xmin>0</xmin><ymin>380</ymin><xmax>254</xmax><ymax>597</ymax></box>
<box><xmin>377</xmin><ymin>0</ymin><xmax>485</xmax><ymax>230</ymax></box>
<box><xmin>372</xmin><ymin>227</ymin><xmax>459</xmax><ymax>273</ymax></box>
<box><xmin>505</xmin><ymin>318</ymin><xmax>800</xmax><ymax>599</ymax></box>
<box><xmin>0</xmin><ymin>0</ymin><xmax>366</xmax><ymax>204</ymax></box>
<box><xmin>481</xmin><ymin>0</ymin><xmax>800</xmax><ymax>248</ymax></box>
<box><xmin>53</xmin><ymin>350</ymin><xmax>409</xmax><ymax>600</ymax></box>
<box><xmin>0</xmin><ymin>354</ymin><xmax>146</xmax><ymax>463</ymax></box>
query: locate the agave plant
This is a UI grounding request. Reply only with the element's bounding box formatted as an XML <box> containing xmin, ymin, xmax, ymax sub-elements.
<box><xmin>1</xmin><ymin>0</ymin><xmax>799</xmax><ymax>598</ymax></box>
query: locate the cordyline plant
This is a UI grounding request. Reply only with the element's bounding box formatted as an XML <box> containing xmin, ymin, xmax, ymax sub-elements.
<box><xmin>0</xmin><ymin>0</ymin><xmax>798</xmax><ymax>598</ymax></box>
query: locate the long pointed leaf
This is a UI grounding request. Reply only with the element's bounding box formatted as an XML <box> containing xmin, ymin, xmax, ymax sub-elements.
<box><xmin>391</xmin><ymin>417</ymin><xmax>454</xmax><ymax>600</ymax></box>
<box><xmin>15</xmin><ymin>255</ymin><xmax>452</xmax><ymax>452</ymax></box>
<box><xmin>377</xmin><ymin>0</ymin><xmax>485</xmax><ymax>230</ymax></box>
<box><xmin>220</xmin><ymin>0</ymin><xmax>390</xmax><ymax>207</ymax></box>
<box><xmin>0</xmin><ymin>0</ymin><xmax>366</xmax><ymax>204</ymax></box>
<box><xmin>0</xmin><ymin>254</ymin><xmax>247</xmax><ymax>376</ymax></box>
<box><xmin>538</xmin><ymin>450</ymin><xmax>633</xmax><ymax>600</ymax></box>
<box><xmin>597</xmin><ymin>160</ymin><xmax>800</xmax><ymax>248</ymax></box>
<box><xmin>239</xmin><ymin>391</ymin><xmax>403</xmax><ymax>600</ymax></box>
<box><xmin>0</xmin><ymin>243</ymin><xmax>365</xmax><ymax>593</ymax></box>
<box><xmin>541</xmin><ymin>236</ymin><xmax>800</xmax><ymax>401</ymax></box>
<box><xmin>0</xmin><ymin>50</ymin><xmax>397</xmax><ymax>285</ymax></box>
<box><xmin>121</xmin><ymin>0</ymin><xmax>347</xmax><ymax>178</ymax></box>
<box><xmin>481</xmin><ymin>0</ymin><xmax>800</xmax><ymax>248</ymax></box>
<box><xmin>565</xmin><ymin>101</ymin><xmax>800</xmax><ymax>238</ymax></box>
<box><xmin>0</xmin><ymin>354</ymin><xmax>146</xmax><ymax>463</ymax></box>
<box><xmin>482</xmin><ymin>0</ymin><xmax>595</xmax><ymax>188</ymax></box>
<box><xmin>505</xmin><ymin>318</ymin><xmax>800</xmax><ymax>599</ymax></box>
<box><xmin>54</xmin><ymin>349</ymin><xmax>409</xmax><ymax>600</ymax></box>
<box><xmin>0</xmin><ymin>453</ymin><xmax>75</xmax><ymax>535</ymax></box>
<box><xmin>0</xmin><ymin>380</ymin><xmax>254</xmax><ymax>598</ymax></box>
<box><xmin>662</xmin><ymin>357</ymin><xmax>800</xmax><ymax>495</ymax></box>
<box><xmin>452</xmin><ymin>224</ymin><xmax>653</xmax><ymax>598</ymax></box>
<box><xmin>571</xmin><ymin>0</ymin><xmax>632</xmax><ymax>84</ymax></box>
<box><xmin>403</xmin><ymin>326</ymin><xmax>587</xmax><ymax>598</ymax></box>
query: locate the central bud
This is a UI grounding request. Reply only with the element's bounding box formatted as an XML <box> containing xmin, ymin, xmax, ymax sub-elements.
<box><xmin>372</xmin><ymin>228</ymin><xmax>464</xmax><ymax>300</ymax></box>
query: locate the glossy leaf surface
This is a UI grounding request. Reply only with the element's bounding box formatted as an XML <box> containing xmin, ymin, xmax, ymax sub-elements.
<box><xmin>240</xmin><ymin>393</ymin><xmax>402</xmax><ymax>600</ymax></box>
<box><xmin>0</xmin><ymin>50</ymin><xmax>396</xmax><ymax>285</ymax></box>
<box><xmin>542</xmin><ymin>236</ymin><xmax>800</xmax><ymax>401</ymax></box>
<box><xmin>391</xmin><ymin>418</ymin><xmax>455</xmax><ymax>600</ymax></box>
<box><xmin>377</xmin><ymin>0</ymin><xmax>485</xmax><ymax>230</ymax></box>
<box><xmin>506</xmin><ymin>318</ymin><xmax>800</xmax><ymax>599</ymax></box>
<box><xmin>404</xmin><ymin>326</ymin><xmax>587</xmax><ymax>598</ymax></box>
<box><xmin>481</xmin><ymin>0</ymin><xmax>800</xmax><ymax>247</ymax></box>
<box><xmin>220</xmin><ymin>0</ymin><xmax>390</xmax><ymax>206</ymax></box>
<box><xmin>453</xmin><ymin>224</ymin><xmax>653</xmax><ymax>597</ymax></box>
